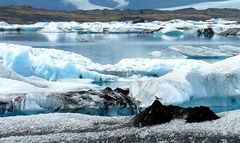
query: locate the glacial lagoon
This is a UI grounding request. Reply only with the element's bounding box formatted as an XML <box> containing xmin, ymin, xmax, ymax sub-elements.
<box><xmin>1</xmin><ymin>30</ymin><xmax>240</xmax><ymax>115</ymax></box>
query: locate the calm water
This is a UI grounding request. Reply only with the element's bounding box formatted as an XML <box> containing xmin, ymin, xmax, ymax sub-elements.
<box><xmin>1</xmin><ymin>32</ymin><xmax>240</xmax><ymax>64</ymax></box>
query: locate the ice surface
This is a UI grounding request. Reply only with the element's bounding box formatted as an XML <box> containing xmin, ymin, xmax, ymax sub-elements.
<box><xmin>0</xmin><ymin>43</ymin><xmax>210</xmax><ymax>81</ymax></box>
<box><xmin>0</xmin><ymin>19</ymin><xmax>239</xmax><ymax>34</ymax></box>
<box><xmin>159</xmin><ymin>27</ymin><xmax>184</xmax><ymax>36</ymax></box>
<box><xmin>39</xmin><ymin>22</ymin><xmax>66</xmax><ymax>33</ymax></box>
<box><xmin>0</xmin><ymin>110</ymin><xmax>240</xmax><ymax>142</ymax></box>
<box><xmin>0</xmin><ymin>43</ymin><xmax>114</xmax><ymax>81</ymax></box>
<box><xmin>0</xmin><ymin>21</ymin><xmax>11</xmax><ymax>27</ymax></box>
<box><xmin>130</xmin><ymin>54</ymin><xmax>240</xmax><ymax>107</ymax></box>
<box><xmin>169</xmin><ymin>45</ymin><xmax>240</xmax><ymax>59</ymax></box>
<box><xmin>93</xmin><ymin>58</ymin><xmax>207</xmax><ymax>78</ymax></box>
<box><xmin>149</xmin><ymin>51</ymin><xmax>162</xmax><ymax>57</ymax></box>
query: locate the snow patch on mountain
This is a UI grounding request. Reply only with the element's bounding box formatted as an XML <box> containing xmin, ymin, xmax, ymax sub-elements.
<box><xmin>163</xmin><ymin>0</ymin><xmax>240</xmax><ymax>10</ymax></box>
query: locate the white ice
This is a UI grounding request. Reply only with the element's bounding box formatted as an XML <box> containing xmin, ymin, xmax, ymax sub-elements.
<box><xmin>0</xmin><ymin>19</ymin><xmax>239</xmax><ymax>34</ymax></box>
<box><xmin>0</xmin><ymin>43</ymin><xmax>114</xmax><ymax>81</ymax></box>
<box><xmin>130</xmin><ymin>54</ymin><xmax>240</xmax><ymax>107</ymax></box>
<box><xmin>169</xmin><ymin>45</ymin><xmax>240</xmax><ymax>58</ymax></box>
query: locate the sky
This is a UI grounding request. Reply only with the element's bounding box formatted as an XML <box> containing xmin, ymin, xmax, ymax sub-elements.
<box><xmin>0</xmin><ymin>0</ymin><xmax>239</xmax><ymax>10</ymax></box>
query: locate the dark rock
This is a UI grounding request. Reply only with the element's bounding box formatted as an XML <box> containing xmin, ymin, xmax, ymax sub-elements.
<box><xmin>114</xmin><ymin>88</ymin><xmax>129</xmax><ymax>96</ymax></box>
<box><xmin>166</xmin><ymin>105</ymin><xmax>185</xmax><ymax>119</ymax></box>
<box><xmin>197</xmin><ymin>27</ymin><xmax>214</xmax><ymax>38</ymax></box>
<box><xmin>219</xmin><ymin>28</ymin><xmax>240</xmax><ymax>36</ymax></box>
<box><xmin>16</xmin><ymin>28</ymin><xmax>21</xmax><ymax>32</ymax></box>
<box><xmin>132</xmin><ymin>100</ymin><xmax>173</xmax><ymax>127</ymax></box>
<box><xmin>183</xmin><ymin>106</ymin><xmax>219</xmax><ymax>123</ymax></box>
<box><xmin>102</xmin><ymin>87</ymin><xmax>114</xmax><ymax>95</ymax></box>
<box><xmin>132</xmin><ymin>100</ymin><xmax>219</xmax><ymax>127</ymax></box>
<box><xmin>132</xmin><ymin>19</ymin><xmax>145</xmax><ymax>24</ymax></box>
<box><xmin>0</xmin><ymin>100</ymin><xmax>13</xmax><ymax>114</ymax></box>
<box><xmin>138</xmin><ymin>28</ymin><xmax>162</xmax><ymax>34</ymax></box>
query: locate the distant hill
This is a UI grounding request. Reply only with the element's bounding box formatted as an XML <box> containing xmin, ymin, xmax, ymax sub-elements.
<box><xmin>0</xmin><ymin>5</ymin><xmax>240</xmax><ymax>24</ymax></box>
<box><xmin>0</xmin><ymin>0</ymin><xmax>231</xmax><ymax>10</ymax></box>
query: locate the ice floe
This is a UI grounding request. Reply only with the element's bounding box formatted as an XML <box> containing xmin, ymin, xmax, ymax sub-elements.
<box><xmin>149</xmin><ymin>51</ymin><xmax>162</xmax><ymax>57</ymax></box>
<box><xmin>0</xmin><ymin>43</ymin><xmax>209</xmax><ymax>81</ymax></box>
<box><xmin>169</xmin><ymin>45</ymin><xmax>240</xmax><ymax>59</ymax></box>
<box><xmin>93</xmin><ymin>58</ymin><xmax>207</xmax><ymax>78</ymax></box>
<box><xmin>0</xmin><ymin>43</ymin><xmax>114</xmax><ymax>81</ymax></box>
<box><xmin>0</xmin><ymin>19</ymin><xmax>239</xmax><ymax>35</ymax></box>
<box><xmin>0</xmin><ymin>21</ymin><xmax>11</xmax><ymax>27</ymax></box>
<box><xmin>130</xmin><ymin>54</ymin><xmax>240</xmax><ymax>107</ymax></box>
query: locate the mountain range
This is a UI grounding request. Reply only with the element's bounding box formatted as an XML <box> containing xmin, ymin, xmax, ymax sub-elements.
<box><xmin>1</xmin><ymin>5</ymin><xmax>240</xmax><ymax>24</ymax></box>
<box><xmin>1</xmin><ymin>0</ymin><xmax>239</xmax><ymax>10</ymax></box>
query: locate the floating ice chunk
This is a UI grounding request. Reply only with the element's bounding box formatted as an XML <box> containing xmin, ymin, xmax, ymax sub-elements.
<box><xmin>169</xmin><ymin>45</ymin><xmax>240</xmax><ymax>59</ymax></box>
<box><xmin>0</xmin><ymin>43</ymin><xmax>114</xmax><ymax>81</ymax></box>
<box><xmin>0</xmin><ymin>21</ymin><xmax>11</xmax><ymax>27</ymax></box>
<box><xmin>0</xmin><ymin>19</ymin><xmax>239</xmax><ymax>34</ymax></box>
<box><xmin>169</xmin><ymin>45</ymin><xmax>228</xmax><ymax>59</ymax></box>
<box><xmin>149</xmin><ymin>51</ymin><xmax>162</xmax><ymax>57</ymax></box>
<box><xmin>218</xmin><ymin>45</ymin><xmax>240</xmax><ymax>56</ymax></box>
<box><xmin>39</xmin><ymin>22</ymin><xmax>65</xmax><ymax>33</ymax></box>
<box><xmin>130</xmin><ymin>55</ymin><xmax>240</xmax><ymax>107</ymax></box>
<box><xmin>58</xmin><ymin>21</ymin><xmax>83</xmax><ymax>31</ymax></box>
<box><xmin>94</xmin><ymin>58</ymin><xmax>207</xmax><ymax>78</ymax></box>
<box><xmin>159</xmin><ymin>27</ymin><xmax>184</xmax><ymax>37</ymax></box>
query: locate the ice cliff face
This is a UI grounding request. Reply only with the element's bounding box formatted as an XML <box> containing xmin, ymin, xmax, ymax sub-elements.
<box><xmin>130</xmin><ymin>54</ymin><xmax>240</xmax><ymax>107</ymax></box>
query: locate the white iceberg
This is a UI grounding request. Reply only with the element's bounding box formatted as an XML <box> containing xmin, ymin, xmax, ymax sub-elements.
<box><xmin>130</xmin><ymin>54</ymin><xmax>240</xmax><ymax>107</ymax></box>
<box><xmin>0</xmin><ymin>21</ymin><xmax>11</xmax><ymax>27</ymax></box>
<box><xmin>92</xmin><ymin>58</ymin><xmax>207</xmax><ymax>78</ymax></box>
<box><xmin>39</xmin><ymin>22</ymin><xmax>66</xmax><ymax>33</ymax></box>
<box><xmin>0</xmin><ymin>43</ymin><xmax>209</xmax><ymax>81</ymax></box>
<box><xmin>149</xmin><ymin>51</ymin><xmax>162</xmax><ymax>57</ymax></box>
<box><xmin>0</xmin><ymin>43</ymin><xmax>114</xmax><ymax>81</ymax></box>
<box><xmin>169</xmin><ymin>45</ymin><xmax>240</xmax><ymax>59</ymax></box>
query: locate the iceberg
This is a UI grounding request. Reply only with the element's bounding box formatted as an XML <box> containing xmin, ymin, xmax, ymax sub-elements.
<box><xmin>0</xmin><ymin>43</ymin><xmax>210</xmax><ymax>81</ymax></box>
<box><xmin>149</xmin><ymin>51</ymin><xmax>162</xmax><ymax>57</ymax></box>
<box><xmin>0</xmin><ymin>19</ymin><xmax>239</xmax><ymax>34</ymax></box>
<box><xmin>0</xmin><ymin>43</ymin><xmax>115</xmax><ymax>81</ymax></box>
<box><xmin>0</xmin><ymin>21</ymin><xmax>11</xmax><ymax>27</ymax></box>
<box><xmin>169</xmin><ymin>45</ymin><xmax>240</xmax><ymax>59</ymax></box>
<box><xmin>0</xmin><ymin>69</ymin><xmax>136</xmax><ymax>116</ymax></box>
<box><xmin>160</xmin><ymin>27</ymin><xmax>184</xmax><ymax>37</ymax></box>
<box><xmin>92</xmin><ymin>58</ymin><xmax>207</xmax><ymax>78</ymax></box>
<box><xmin>130</xmin><ymin>55</ymin><xmax>240</xmax><ymax>107</ymax></box>
<box><xmin>39</xmin><ymin>22</ymin><xmax>66</xmax><ymax>33</ymax></box>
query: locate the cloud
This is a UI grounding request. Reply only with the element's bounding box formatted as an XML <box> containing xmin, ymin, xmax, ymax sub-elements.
<box><xmin>112</xmin><ymin>0</ymin><xmax>129</xmax><ymax>8</ymax></box>
<box><xmin>63</xmin><ymin>0</ymin><xmax>110</xmax><ymax>10</ymax></box>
